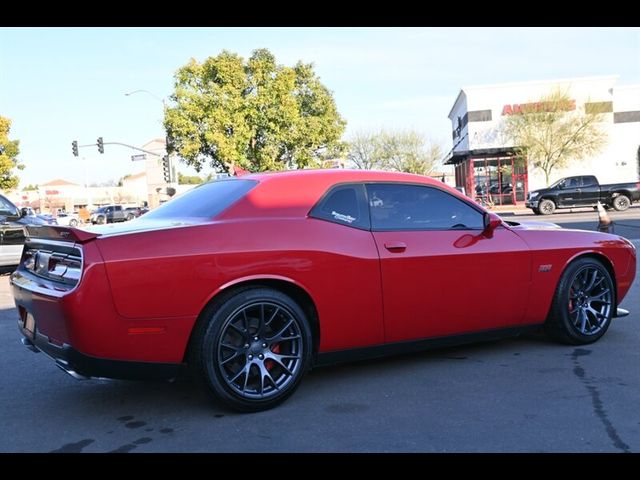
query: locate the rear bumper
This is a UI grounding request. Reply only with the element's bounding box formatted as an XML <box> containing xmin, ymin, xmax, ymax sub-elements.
<box><xmin>18</xmin><ymin>321</ymin><xmax>180</xmax><ymax>380</ymax></box>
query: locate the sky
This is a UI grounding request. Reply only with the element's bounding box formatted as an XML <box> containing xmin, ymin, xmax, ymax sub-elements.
<box><xmin>1</xmin><ymin>27</ymin><xmax>639</xmax><ymax>188</ymax></box>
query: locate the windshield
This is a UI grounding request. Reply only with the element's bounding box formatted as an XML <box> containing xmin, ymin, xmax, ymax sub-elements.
<box><xmin>143</xmin><ymin>179</ymin><xmax>258</xmax><ymax>220</ymax></box>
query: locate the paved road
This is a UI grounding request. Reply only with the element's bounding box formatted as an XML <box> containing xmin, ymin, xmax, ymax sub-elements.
<box><xmin>0</xmin><ymin>221</ymin><xmax>638</xmax><ymax>452</ymax></box>
<box><xmin>505</xmin><ymin>207</ymin><xmax>640</xmax><ymax>240</ymax></box>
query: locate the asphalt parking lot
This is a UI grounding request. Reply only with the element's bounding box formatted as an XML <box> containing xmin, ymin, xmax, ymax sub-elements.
<box><xmin>0</xmin><ymin>239</ymin><xmax>638</xmax><ymax>453</ymax></box>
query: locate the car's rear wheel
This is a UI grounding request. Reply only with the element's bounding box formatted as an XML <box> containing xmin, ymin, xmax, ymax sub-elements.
<box><xmin>539</xmin><ymin>199</ymin><xmax>556</xmax><ymax>215</ymax></box>
<box><xmin>545</xmin><ymin>257</ymin><xmax>614</xmax><ymax>345</ymax></box>
<box><xmin>127</xmin><ymin>213</ymin><xmax>135</xmax><ymax>221</ymax></box>
<box><xmin>69</xmin><ymin>219</ymin><xmax>78</xmax><ymax>227</ymax></box>
<box><xmin>612</xmin><ymin>194</ymin><xmax>631</xmax><ymax>211</ymax></box>
<box><xmin>190</xmin><ymin>287</ymin><xmax>312</xmax><ymax>412</ymax></box>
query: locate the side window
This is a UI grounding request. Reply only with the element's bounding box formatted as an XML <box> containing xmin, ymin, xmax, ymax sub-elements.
<box><xmin>366</xmin><ymin>183</ymin><xmax>484</xmax><ymax>231</ymax></box>
<box><xmin>581</xmin><ymin>176</ymin><xmax>596</xmax><ymax>187</ymax></box>
<box><xmin>114</xmin><ymin>206</ymin><xmax>122</xmax><ymax>212</ymax></box>
<box><xmin>309</xmin><ymin>184</ymin><xmax>370</xmax><ymax>229</ymax></box>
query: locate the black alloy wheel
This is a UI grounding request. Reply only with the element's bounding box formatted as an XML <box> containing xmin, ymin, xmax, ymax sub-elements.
<box><xmin>191</xmin><ymin>287</ymin><xmax>312</xmax><ymax>412</ymax></box>
<box><xmin>545</xmin><ymin>258</ymin><xmax>614</xmax><ymax>345</ymax></box>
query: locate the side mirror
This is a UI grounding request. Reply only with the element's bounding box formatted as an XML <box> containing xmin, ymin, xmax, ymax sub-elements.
<box><xmin>558</xmin><ymin>183</ymin><xmax>564</xmax><ymax>190</ymax></box>
<box><xmin>483</xmin><ymin>212</ymin><xmax>503</xmax><ymax>236</ymax></box>
<box><xmin>20</xmin><ymin>207</ymin><xmax>29</xmax><ymax>217</ymax></box>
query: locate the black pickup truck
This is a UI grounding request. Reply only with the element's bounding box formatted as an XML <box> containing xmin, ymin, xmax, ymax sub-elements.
<box><xmin>525</xmin><ymin>175</ymin><xmax>640</xmax><ymax>215</ymax></box>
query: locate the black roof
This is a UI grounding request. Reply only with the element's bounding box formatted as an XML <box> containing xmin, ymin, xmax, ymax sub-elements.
<box><xmin>444</xmin><ymin>147</ymin><xmax>522</xmax><ymax>165</ymax></box>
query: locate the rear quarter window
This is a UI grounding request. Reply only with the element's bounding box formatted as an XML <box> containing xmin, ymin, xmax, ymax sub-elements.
<box><xmin>143</xmin><ymin>179</ymin><xmax>258</xmax><ymax>220</ymax></box>
<box><xmin>309</xmin><ymin>183</ymin><xmax>370</xmax><ymax>230</ymax></box>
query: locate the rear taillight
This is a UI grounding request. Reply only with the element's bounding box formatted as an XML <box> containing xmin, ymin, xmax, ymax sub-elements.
<box><xmin>20</xmin><ymin>242</ymin><xmax>83</xmax><ymax>287</ymax></box>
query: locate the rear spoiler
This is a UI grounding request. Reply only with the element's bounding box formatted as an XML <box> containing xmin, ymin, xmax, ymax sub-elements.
<box><xmin>25</xmin><ymin>225</ymin><xmax>100</xmax><ymax>244</ymax></box>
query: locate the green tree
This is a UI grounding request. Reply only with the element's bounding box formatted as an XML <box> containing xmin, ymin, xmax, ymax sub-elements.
<box><xmin>22</xmin><ymin>184</ymin><xmax>38</xmax><ymax>191</ymax></box>
<box><xmin>347</xmin><ymin>129</ymin><xmax>441</xmax><ymax>175</ymax></box>
<box><xmin>178</xmin><ymin>172</ymin><xmax>204</xmax><ymax>184</ymax></box>
<box><xmin>0</xmin><ymin>116</ymin><xmax>24</xmax><ymax>190</ymax></box>
<box><xmin>501</xmin><ymin>90</ymin><xmax>608</xmax><ymax>186</ymax></box>
<box><xmin>164</xmin><ymin>49</ymin><xmax>346</xmax><ymax>174</ymax></box>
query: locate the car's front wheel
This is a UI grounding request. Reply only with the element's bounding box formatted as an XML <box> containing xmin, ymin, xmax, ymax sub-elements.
<box><xmin>190</xmin><ymin>287</ymin><xmax>312</xmax><ymax>412</ymax></box>
<box><xmin>69</xmin><ymin>219</ymin><xmax>78</xmax><ymax>227</ymax></box>
<box><xmin>545</xmin><ymin>257</ymin><xmax>614</xmax><ymax>345</ymax></box>
<box><xmin>539</xmin><ymin>199</ymin><xmax>556</xmax><ymax>215</ymax></box>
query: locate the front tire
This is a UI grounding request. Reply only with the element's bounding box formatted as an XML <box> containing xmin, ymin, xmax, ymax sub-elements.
<box><xmin>69</xmin><ymin>219</ymin><xmax>78</xmax><ymax>227</ymax></box>
<box><xmin>190</xmin><ymin>287</ymin><xmax>313</xmax><ymax>412</ymax></box>
<box><xmin>544</xmin><ymin>257</ymin><xmax>614</xmax><ymax>345</ymax></box>
<box><xmin>539</xmin><ymin>199</ymin><xmax>556</xmax><ymax>215</ymax></box>
<box><xmin>612</xmin><ymin>194</ymin><xmax>631</xmax><ymax>211</ymax></box>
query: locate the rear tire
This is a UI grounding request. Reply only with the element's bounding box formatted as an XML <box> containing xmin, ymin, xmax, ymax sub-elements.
<box><xmin>69</xmin><ymin>219</ymin><xmax>78</xmax><ymax>227</ymax></box>
<box><xmin>190</xmin><ymin>287</ymin><xmax>313</xmax><ymax>412</ymax></box>
<box><xmin>544</xmin><ymin>257</ymin><xmax>614</xmax><ymax>345</ymax></box>
<box><xmin>539</xmin><ymin>199</ymin><xmax>556</xmax><ymax>215</ymax></box>
<box><xmin>612</xmin><ymin>194</ymin><xmax>631</xmax><ymax>211</ymax></box>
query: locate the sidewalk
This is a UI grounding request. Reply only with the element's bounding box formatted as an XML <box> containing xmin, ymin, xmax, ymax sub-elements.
<box><xmin>484</xmin><ymin>204</ymin><xmax>531</xmax><ymax>216</ymax></box>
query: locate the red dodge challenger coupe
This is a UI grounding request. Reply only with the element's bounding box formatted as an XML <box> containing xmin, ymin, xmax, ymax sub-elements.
<box><xmin>11</xmin><ymin>170</ymin><xmax>637</xmax><ymax>411</ymax></box>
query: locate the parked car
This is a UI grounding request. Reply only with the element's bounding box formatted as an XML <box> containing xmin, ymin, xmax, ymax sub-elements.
<box><xmin>55</xmin><ymin>212</ymin><xmax>80</xmax><ymax>227</ymax></box>
<box><xmin>526</xmin><ymin>175</ymin><xmax>640</xmax><ymax>214</ymax></box>
<box><xmin>0</xmin><ymin>196</ymin><xmax>56</xmax><ymax>266</ymax></box>
<box><xmin>124</xmin><ymin>206</ymin><xmax>149</xmax><ymax>221</ymax></box>
<box><xmin>11</xmin><ymin>170</ymin><xmax>637</xmax><ymax>412</ymax></box>
<box><xmin>90</xmin><ymin>205</ymin><xmax>127</xmax><ymax>224</ymax></box>
<box><xmin>20</xmin><ymin>207</ymin><xmax>58</xmax><ymax>226</ymax></box>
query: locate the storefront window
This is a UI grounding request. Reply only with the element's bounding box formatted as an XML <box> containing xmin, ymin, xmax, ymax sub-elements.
<box><xmin>453</xmin><ymin>152</ymin><xmax>528</xmax><ymax>206</ymax></box>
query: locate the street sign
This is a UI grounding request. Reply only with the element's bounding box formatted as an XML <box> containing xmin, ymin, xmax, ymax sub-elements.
<box><xmin>131</xmin><ymin>154</ymin><xmax>147</xmax><ymax>161</ymax></box>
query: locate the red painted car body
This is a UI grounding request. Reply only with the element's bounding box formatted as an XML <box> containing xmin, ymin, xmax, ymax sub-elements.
<box><xmin>11</xmin><ymin>169</ymin><xmax>636</xmax><ymax>409</ymax></box>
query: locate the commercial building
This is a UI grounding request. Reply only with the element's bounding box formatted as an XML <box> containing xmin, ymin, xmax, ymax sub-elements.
<box><xmin>445</xmin><ymin>75</ymin><xmax>640</xmax><ymax>206</ymax></box>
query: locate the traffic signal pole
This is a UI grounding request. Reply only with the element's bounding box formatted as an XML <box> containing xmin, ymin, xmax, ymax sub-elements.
<box><xmin>72</xmin><ymin>139</ymin><xmax>163</xmax><ymax>157</ymax></box>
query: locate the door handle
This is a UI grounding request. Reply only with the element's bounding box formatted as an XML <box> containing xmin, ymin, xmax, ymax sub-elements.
<box><xmin>384</xmin><ymin>241</ymin><xmax>407</xmax><ymax>253</ymax></box>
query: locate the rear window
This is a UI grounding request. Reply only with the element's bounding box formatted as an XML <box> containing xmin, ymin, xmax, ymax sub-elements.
<box><xmin>143</xmin><ymin>179</ymin><xmax>257</xmax><ymax>220</ymax></box>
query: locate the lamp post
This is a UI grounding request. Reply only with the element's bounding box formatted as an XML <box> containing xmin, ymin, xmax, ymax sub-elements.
<box><xmin>124</xmin><ymin>89</ymin><xmax>166</xmax><ymax>109</ymax></box>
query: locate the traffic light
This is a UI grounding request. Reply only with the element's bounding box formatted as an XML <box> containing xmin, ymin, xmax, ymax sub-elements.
<box><xmin>162</xmin><ymin>155</ymin><xmax>171</xmax><ymax>182</ymax></box>
<box><xmin>97</xmin><ymin>137</ymin><xmax>104</xmax><ymax>154</ymax></box>
<box><xmin>72</xmin><ymin>140</ymin><xmax>78</xmax><ymax>157</ymax></box>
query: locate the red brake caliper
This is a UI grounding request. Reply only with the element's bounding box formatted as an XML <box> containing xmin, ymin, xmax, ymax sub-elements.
<box><xmin>569</xmin><ymin>288</ymin><xmax>574</xmax><ymax>313</ymax></box>
<box><xmin>265</xmin><ymin>343</ymin><xmax>280</xmax><ymax>370</ymax></box>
